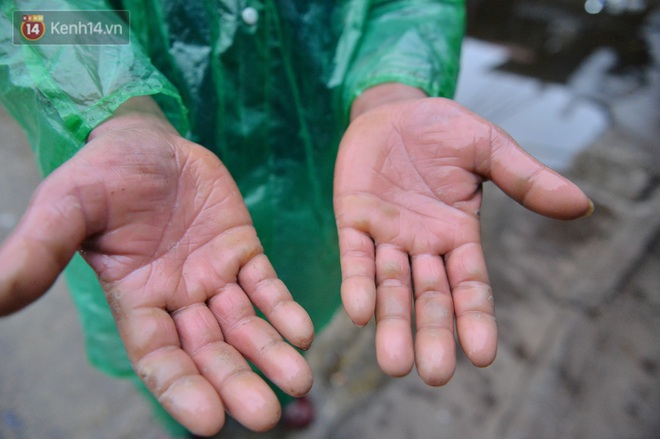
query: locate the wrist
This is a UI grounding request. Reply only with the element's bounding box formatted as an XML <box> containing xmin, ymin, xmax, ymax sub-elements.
<box><xmin>350</xmin><ymin>83</ymin><xmax>427</xmax><ymax>121</ymax></box>
<box><xmin>88</xmin><ymin>96</ymin><xmax>179</xmax><ymax>141</ymax></box>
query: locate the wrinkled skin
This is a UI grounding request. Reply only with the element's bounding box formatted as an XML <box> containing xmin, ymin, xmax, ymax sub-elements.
<box><xmin>0</xmin><ymin>101</ymin><xmax>314</xmax><ymax>436</ymax></box>
<box><xmin>334</xmin><ymin>93</ymin><xmax>592</xmax><ymax>385</ymax></box>
<box><xmin>0</xmin><ymin>90</ymin><xmax>591</xmax><ymax>435</ymax></box>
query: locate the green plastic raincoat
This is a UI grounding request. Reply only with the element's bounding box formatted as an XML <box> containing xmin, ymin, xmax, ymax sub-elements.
<box><xmin>1</xmin><ymin>0</ymin><xmax>464</xmax><ymax>434</ymax></box>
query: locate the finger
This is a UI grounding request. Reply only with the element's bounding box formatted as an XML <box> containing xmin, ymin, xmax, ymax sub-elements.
<box><xmin>479</xmin><ymin>123</ymin><xmax>593</xmax><ymax>220</ymax></box>
<box><xmin>374</xmin><ymin>244</ymin><xmax>414</xmax><ymax>377</ymax></box>
<box><xmin>172</xmin><ymin>304</ymin><xmax>281</xmax><ymax>432</ymax></box>
<box><xmin>411</xmin><ymin>254</ymin><xmax>456</xmax><ymax>386</ymax></box>
<box><xmin>237</xmin><ymin>253</ymin><xmax>314</xmax><ymax>350</ymax></box>
<box><xmin>208</xmin><ymin>283</ymin><xmax>313</xmax><ymax>397</ymax></box>
<box><xmin>0</xmin><ymin>170</ymin><xmax>91</xmax><ymax>316</ymax></box>
<box><xmin>196</xmin><ymin>343</ymin><xmax>280</xmax><ymax>432</ymax></box>
<box><xmin>337</xmin><ymin>226</ymin><xmax>376</xmax><ymax>327</ymax></box>
<box><xmin>444</xmin><ymin>242</ymin><xmax>497</xmax><ymax>367</ymax></box>
<box><xmin>118</xmin><ymin>306</ymin><xmax>225</xmax><ymax>436</ymax></box>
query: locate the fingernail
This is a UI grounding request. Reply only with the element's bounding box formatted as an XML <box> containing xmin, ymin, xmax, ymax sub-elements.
<box><xmin>583</xmin><ymin>200</ymin><xmax>595</xmax><ymax>217</ymax></box>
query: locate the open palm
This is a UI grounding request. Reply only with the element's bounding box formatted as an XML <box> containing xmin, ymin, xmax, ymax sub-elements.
<box><xmin>334</xmin><ymin>98</ymin><xmax>592</xmax><ymax>385</ymax></box>
<box><xmin>0</xmin><ymin>116</ymin><xmax>313</xmax><ymax>435</ymax></box>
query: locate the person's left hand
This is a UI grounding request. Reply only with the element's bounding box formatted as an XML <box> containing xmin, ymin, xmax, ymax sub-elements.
<box><xmin>334</xmin><ymin>91</ymin><xmax>592</xmax><ymax>385</ymax></box>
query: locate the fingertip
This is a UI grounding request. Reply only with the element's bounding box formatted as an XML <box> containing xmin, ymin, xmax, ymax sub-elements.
<box><xmin>415</xmin><ymin>330</ymin><xmax>457</xmax><ymax>387</ymax></box>
<box><xmin>286</xmin><ymin>352</ymin><xmax>314</xmax><ymax>397</ymax></box>
<box><xmin>341</xmin><ymin>277</ymin><xmax>376</xmax><ymax>327</ymax></box>
<box><xmin>418</xmin><ymin>365</ymin><xmax>455</xmax><ymax>387</ymax></box>
<box><xmin>159</xmin><ymin>376</ymin><xmax>225</xmax><ymax>437</ymax></box>
<box><xmin>583</xmin><ymin>199</ymin><xmax>595</xmax><ymax>218</ymax></box>
<box><xmin>0</xmin><ymin>232</ymin><xmax>69</xmax><ymax>316</ymax></box>
<box><xmin>0</xmin><ymin>250</ymin><xmax>30</xmax><ymax>316</ymax></box>
<box><xmin>271</xmin><ymin>300</ymin><xmax>315</xmax><ymax>351</ymax></box>
<box><xmin>377</xmin><ymin>351</ymin><xmax>414</xmax><ymax>378</ymax></box>
<box><xmin>471</xmin><ymin>348</ymin><xmax>497</xmax><ymax>368</ymax></box>
<box><xmin>376</xmin><ymin>321</ymin><xmax>414</xmax><ymax>377</ymax></box>
<box><xmin>457</xmin><ymin>314</ymin><xmax>498</xmax><ymax>368</ymax></box>
<box><xmin>296</xmin><ymin>330</ymin><xmax>315</xmax><ymax>352</ymax></box>
<box><xmin>562</xmin><ymin>182</ymin><xmax>594</xmax><ymax>220</ymax></box>
<box><xmin>264</xmin><ymin>342</ymin><xmax>314</xmax><ymax>398</ymax></box>
<box><xmin>222</xmin><ymin>372</ymin><xmax>282</xmax><ymax>432</ymax></box>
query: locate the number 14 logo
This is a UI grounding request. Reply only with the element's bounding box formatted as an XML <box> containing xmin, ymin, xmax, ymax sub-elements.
<box><xmin>21</xmin><ymin>15</ymin><xmax>45</xmax><ymax>41</ymax></box>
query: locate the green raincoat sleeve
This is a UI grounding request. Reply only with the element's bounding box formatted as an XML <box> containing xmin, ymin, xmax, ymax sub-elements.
<box><xmin>0</xmin><ymin>1</ymin><xmax>189</xmax><ymax>177</ymax></box>
<box><xmin>333</xmin><ymin>0</ymin><xmax>465</xmax><ymax>120</ymax></box>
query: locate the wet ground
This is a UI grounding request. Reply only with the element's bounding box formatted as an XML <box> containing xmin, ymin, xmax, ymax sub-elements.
<box><xmin>1</xmin><ymin>2</ymin><xmax>659</xmax><ymax>438</ymax></box>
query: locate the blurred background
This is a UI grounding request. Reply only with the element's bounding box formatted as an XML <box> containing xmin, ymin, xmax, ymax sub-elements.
<box><xmin>1</xmin><ymin>1</ymin><xmax>659</xmax><ymax>438</ymax></box>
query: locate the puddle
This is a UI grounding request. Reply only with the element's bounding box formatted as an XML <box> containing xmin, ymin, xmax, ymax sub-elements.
<box><xmin>455</xmin><ymin>38</ymin><xmax>610</xmax><ymax>171</ymax></box>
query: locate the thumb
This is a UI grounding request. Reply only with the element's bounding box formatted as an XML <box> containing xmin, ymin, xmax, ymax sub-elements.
<box><xmin>0</xmin><ymin>165</ymin><xmax>96</xmax><ymax>316</ymax></box>
<box><xmin>480</xmin><ymin>124</ymin><xmax>593</xmax><ymax>220</ymax></box>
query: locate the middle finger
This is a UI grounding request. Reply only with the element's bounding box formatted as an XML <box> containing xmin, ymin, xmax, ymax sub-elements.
<box><xmin>411</xmin><ymin>253</ymin><xmax>456</xmax><ymax>386</ymax></box>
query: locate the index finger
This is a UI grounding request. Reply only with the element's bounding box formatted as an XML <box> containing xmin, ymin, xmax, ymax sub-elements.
<box><xmin>337</xmin><ymin>226</ymin><xmax>377</xmax><ymax>327</ymax></box>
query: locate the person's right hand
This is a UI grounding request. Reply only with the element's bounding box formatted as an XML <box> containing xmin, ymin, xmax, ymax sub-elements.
<box><xmin>0</xmin><ymin>97</ymin><xmax>314</xmax><ymax>436</ymax></box>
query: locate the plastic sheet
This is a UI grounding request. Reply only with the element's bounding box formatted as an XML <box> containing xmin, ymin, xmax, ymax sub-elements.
<box><xmin>1</xmin><ymin>0</ymin><xmax>464</xmax><ymax>434</ymax></box>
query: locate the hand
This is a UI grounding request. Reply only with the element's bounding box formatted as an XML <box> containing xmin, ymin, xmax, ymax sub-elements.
<box><xmin>335</xmin><ymin>89</ymin><xmax>592</xmax><ymax>385</ymax></box>
<box><xmin>0</xmin><ymin>98</ymin><xmax>314</xmax><ymax>435</ymax></box>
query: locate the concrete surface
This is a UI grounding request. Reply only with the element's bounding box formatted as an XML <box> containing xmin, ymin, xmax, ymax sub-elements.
<box><xmin>1</xmin><ymin>9</ymin><xmax>659</xmax><ymax>439</ymax></box>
